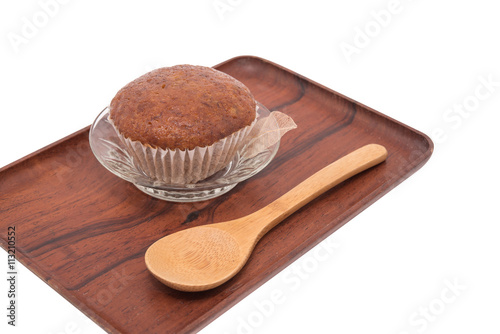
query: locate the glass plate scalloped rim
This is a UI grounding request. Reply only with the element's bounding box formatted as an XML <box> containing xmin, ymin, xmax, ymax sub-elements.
<box><xmin>88</xmin><ymin>102</ymin><xmax>280</xmax><ymax>202</ymax></box>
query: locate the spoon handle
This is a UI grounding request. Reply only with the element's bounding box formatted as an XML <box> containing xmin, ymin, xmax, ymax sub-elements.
<box><xmin>248</xmin><ymin>144</ymin><xmax>388</xmax><ymax>238</ymax></box>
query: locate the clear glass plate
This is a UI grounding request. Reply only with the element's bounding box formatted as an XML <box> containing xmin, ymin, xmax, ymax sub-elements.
<box><xmin>89</xmin><ymin>102</ymin><xmax>280</xmax><ymax>202</ymax></box>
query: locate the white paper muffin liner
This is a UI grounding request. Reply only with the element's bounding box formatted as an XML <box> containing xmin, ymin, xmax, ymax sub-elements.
<box><xmin>109</xmin><ymin>117</ymin><xmax>257</xmax><ymax>184</ymax></box>
<box><xmin>108</xmin><ymin>108</ymin><xmax>297</xmax><ymax>185</ymax></box>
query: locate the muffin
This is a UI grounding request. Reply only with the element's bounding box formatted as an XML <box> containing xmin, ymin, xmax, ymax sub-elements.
<box><xmin>109</xmin><ymin>65</ymin><xmax>258</xmax><ymax>184</ymax></box>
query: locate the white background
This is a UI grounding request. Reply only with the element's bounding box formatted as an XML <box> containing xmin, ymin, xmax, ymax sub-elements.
<box><xmin>1</xmin><ymin>0</ymin><xmax>499</xmax><ymax>333</ymax></box>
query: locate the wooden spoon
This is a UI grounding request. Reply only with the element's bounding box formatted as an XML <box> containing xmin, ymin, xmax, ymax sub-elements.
<box><xmin>145</xmin><ymin>144</ymin><xmax>387</xmax><ymax>292</ymax></box>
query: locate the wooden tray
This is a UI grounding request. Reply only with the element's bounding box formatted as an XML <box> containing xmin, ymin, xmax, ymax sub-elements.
<box><xmin>0</xmin><ymin>56</ymin><xmax>433</xmax><ymax>333</ymax></box>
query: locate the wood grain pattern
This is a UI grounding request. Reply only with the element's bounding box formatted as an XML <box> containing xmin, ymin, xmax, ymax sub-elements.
<box><xmin>0</xmin><ymin>56</ymin><xmax>433</xmax><ymax>333</ymax></box>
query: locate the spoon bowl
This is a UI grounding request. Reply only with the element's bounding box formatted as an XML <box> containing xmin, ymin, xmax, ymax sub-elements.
<box><xmin>146</xmin><ymin>226</ymin><xmax>245</xmax><ymax>291</ymax></box>
<box><xmin>145</xmin><ymin>144</ymin><xmax>388</xmax><ymax>292</ymax></box>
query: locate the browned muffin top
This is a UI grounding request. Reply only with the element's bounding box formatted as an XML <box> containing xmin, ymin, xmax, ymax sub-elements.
<box><xmin>109</xmin><ymin>65</ymin><xmax>256</xmax><ymax>151</ymax></box>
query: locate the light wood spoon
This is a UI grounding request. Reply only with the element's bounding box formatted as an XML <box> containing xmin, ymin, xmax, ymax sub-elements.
<box><xmin>145</xmin><ymin>144</ymin><xmax>387</xmax><ymax>292</ymax></box>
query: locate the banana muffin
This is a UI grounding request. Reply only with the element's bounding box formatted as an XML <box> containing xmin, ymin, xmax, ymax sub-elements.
<box><xmin>108</xmin><ymin>64</ymin><xmax>258</xmax><ymax>184</ymax></box>
<box><xmin>109</xmin><ymin>65</ymin><xmax>256</xmax><ymax>151</ymax></box>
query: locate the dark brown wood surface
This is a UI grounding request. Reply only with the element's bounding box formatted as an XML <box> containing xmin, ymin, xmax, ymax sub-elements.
<box><xmin>0</xmin><ymin>56</ymin><xmax>433</xmax><ymax>333</ymax></box>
